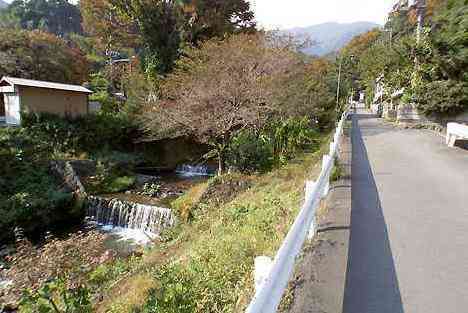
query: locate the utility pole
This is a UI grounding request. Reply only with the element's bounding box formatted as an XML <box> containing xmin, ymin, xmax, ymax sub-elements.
<box><xmin>390</xmin><ymin>27</ymin><xmax>393</xmax><ymax>47</ymax></box>
<box><xmin>336</xmin><ymin>55</ymin><xmax>355</xmax><ymax>113</ymax></box>
<box><xmin>336</xmin><ymin>59</ymin><xmax>343</xmax><ymax>111</ymax></box>
<box><xmin>416</xmin><ymin>0</ymin><xmax>426</xmax><ymax>43</ymax></box>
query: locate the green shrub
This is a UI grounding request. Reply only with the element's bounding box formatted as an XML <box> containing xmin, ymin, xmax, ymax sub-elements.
<box><xmin>226</xmin><ymin>130</ymin><xmax>273</xmax><ymax>173</ymax></box>
<box><xmin>19</xmin><ymin>278</ymin><xmax>92</xmax><ymax>313</ymax></box>
<box><xmin>88</xmin><ymin>72</ymin><xmax>121</xmax><ymax>114</ymax></box>
<box><xmin>21</xmin><ymin>112</ymin><xmax>140</xmax><ymax>155</ymax></box>
<box><xmin>0</xmin><ymin>127</ymin><xmax>82</xmax><ymax>242</ymax></box>
<box><xmin>105</xmin><ymin>176</ymin><xmax>136</xmax><ymax>193</ymax></box>
<box><xmin>88</xmin><ymin>259</ymin><xmax>135</xmax><ymax>288</ymax></box>
<box><xmin>415</xmin><ymin>80</ymin><xmax>468</xmax><ymax>116</ymax></box>
<box><xmin>139</xmin><ymin>264</ymin><xmax>196</xmax><ymax>313</ymax></box>
<box><xmin>330</xmin><ymin>158</ymin><xmax>344</xmax><ymax>182</ymax></box>
<box><xmin>226</xmin><ymin>117</ymin><xmax>320</xmax><ymax>173</ymax></box>
<box><xmin>138</xmin><ymin>183</ymin><xmax>162</xmax><ymax>197</ymax></box>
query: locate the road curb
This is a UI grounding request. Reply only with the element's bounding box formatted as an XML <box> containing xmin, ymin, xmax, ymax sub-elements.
<box><xmin>284</xmin><ymin>125</ymin><xmax>352</xmax><ymax>313</ymax></box>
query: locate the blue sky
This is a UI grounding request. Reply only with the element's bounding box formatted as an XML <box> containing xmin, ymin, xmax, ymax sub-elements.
<box><xmin>249</xmin><ymin>0</ymin><xmax>395</xmax><ymax>29</ymax></box>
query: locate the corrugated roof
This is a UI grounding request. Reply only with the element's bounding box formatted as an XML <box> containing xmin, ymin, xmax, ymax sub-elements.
<box><xmin>0</xmin><ymin>77</ymin><xmax>93</xmax><ymax>94</ymax></box>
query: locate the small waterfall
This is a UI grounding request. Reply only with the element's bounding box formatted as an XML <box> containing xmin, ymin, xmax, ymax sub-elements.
<box><xmin>86</xmin><ymin>196</ymin><xmax>176</xmax><ymax>241</ymax></box>
<box><xmin>0</xmin><ymin>279</ymin><xmax>12</xmax><ymax>290</ymax></box>
<box><xmin>176</xmin><ymin>164</ymin><xmax>213</xmax><ymax>177</ymax></box>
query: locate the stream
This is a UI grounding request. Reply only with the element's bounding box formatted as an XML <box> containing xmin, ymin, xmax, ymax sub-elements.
<box><xmin>0</xmin><ymin>165</ymin><xmax>215</xmax><ymax>308</ymax></box>
<box><xmin>86</xmin><ymin>164</ymin><xmax>214</xmax><ymax>246</ymax></box>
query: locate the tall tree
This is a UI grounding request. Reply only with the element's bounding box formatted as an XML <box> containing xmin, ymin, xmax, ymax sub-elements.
<box><xmin>114</xmin><ymin>0</ymin><xmax>182</xmax><ymax>76</ymax></box>
<box><xmin>180</xmin><ymin>0</ymin><xmax>256</xmax><ymax>44</ymax></box>
<box><xmin>111</xmin><ymin>0</ymin><xmax>256</xmax><ymax>76</ymax></box>
<box><xmin>413</xmin><ymin>0</ymin><xmax>468</xmax><ymax>115</ymax></box>
<box><xmin>80</xmin><ymin>0</ymin><xmax>140</xmax><ymax>52</ymax></box>
<box><xmin>6</xmin><ymin>0</ymin><xmax>82</xmax><ymax>36</ymax></box>
<box><xmin>141</xmin><ymin>34</ymin><xmax>305</xmax><ymax>174</ymax></box>
<box><xmin>0</xmin><ymin>29</ymin><xmax>89</xmax><ymax>84</ymax></box>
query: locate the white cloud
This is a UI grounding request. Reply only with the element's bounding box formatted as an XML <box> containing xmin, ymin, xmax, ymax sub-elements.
<box><xmin>249</xmin><ymin>0</ymin><xmax>396</xmax><ymax>30</ymax></box>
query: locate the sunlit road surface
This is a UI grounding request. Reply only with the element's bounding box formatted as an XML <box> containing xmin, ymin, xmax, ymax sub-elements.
<box><xmin>343</xmin><ymin>111</ymin><xmax>468</xmax><ymax>313</ymax></box>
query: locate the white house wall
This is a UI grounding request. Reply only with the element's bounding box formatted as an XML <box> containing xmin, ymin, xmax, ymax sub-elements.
<box><xmin>4</xmin><ymin>91</ymin><xmax>21</xmax><ymax>125</ymax></box>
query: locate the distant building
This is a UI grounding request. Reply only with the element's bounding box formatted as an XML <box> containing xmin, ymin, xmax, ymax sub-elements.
<box><xmin>0</xmin><ymin>77</ymin><xmax>92</xmax><ymax>125</ymax></box>
<box><xmin>391</xmin><ymin>0</ymin><xmax>425</xmax><ymax>13</ymax></box>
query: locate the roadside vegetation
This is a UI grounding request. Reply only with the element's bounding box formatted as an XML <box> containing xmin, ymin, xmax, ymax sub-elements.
<box><xmin>88</xmin><ymin>145</ymin><xmax>328</xmax><ymax>313</ymax></box>
<box><xmin>339</xmin><ymin>0</ymin><xmax>467</xmax><ymax>117</ymax></box>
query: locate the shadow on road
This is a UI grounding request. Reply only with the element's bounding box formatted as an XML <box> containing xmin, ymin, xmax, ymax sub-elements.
<box><xmin>342</xmin><ymin>115</ymin><xmax>404</xmax><ymax>313</ymax></box>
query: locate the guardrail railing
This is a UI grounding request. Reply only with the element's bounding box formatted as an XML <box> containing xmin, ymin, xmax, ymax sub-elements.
<box><xmin>446</xmin><ymin>122</ymin><xmax>468</xmax><ymax>147</ymax></box>
<box><xmin>246</xmin><ymin>109</ymin><xmax>350</xmax><ymax>313</ymax></box>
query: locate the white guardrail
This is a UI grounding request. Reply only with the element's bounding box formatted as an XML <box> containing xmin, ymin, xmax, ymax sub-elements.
<box><xmin>446</xmin><ymin>122</ymin><xmax>468</xmax><ymax>147</ymax></box>
<box><xmin>246</xmin><ymin>109</ymin><xmax>350</xmax><ymax>313</ymax></box>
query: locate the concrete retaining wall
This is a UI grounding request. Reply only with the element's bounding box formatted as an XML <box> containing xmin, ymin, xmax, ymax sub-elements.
<box><xmin>50</xmin><ymin>160</ymin><xmax>88</xmax><ymax>195</ymax></box>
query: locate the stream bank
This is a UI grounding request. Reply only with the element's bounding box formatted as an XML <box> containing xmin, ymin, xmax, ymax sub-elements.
<box><xmin>0</xmin><ymin>161</ymin><xmax>213</xmax><ymax>311</ymax></box>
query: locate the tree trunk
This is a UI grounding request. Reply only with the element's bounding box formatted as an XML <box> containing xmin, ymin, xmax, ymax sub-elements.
<box><xmin>217</xmin><ymin>152</ymin><xmax>225</xmax><ymax>176</ymax></box>
<box><xmin>217</xmin><ymin>136</ymin><xmax>228</xmax><ymax>176</ymax></box>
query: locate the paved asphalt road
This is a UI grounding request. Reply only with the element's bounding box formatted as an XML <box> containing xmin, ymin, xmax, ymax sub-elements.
<box><xmin>343</xmin><ymin>112</ymin><xmax>468</xmax><ymax>313</ymax></box>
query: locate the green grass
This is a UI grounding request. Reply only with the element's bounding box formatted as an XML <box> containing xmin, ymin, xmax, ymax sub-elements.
<box><xmin>330</xmin><ymin>157</ymin><xmax>344</xmax><ymax>182</ymax></box>
<box><xmin>95</xmin><ymin>138</ymin><xmax>330</xmax><ymax>313</ymax></box>
<box><xmin>105</xmin><ymin>176</ymin><xmax>136</xmax><ymax>193</ymax></box>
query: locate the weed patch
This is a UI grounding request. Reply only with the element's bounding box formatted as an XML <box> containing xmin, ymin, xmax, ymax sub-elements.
<box><xmin>96</xmin><ymin>138</ymin><xmax>328</xmax><ymax>313</ymax></box>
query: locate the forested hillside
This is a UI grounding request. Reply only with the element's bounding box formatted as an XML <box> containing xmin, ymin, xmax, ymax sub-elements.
<box><xmin>287</xmin><ymin>21</ymin><xmax>380</xmax><ymax>56</ymax></box>
<box><xmin>339</xmin><ymin>0</ymin><xmax>467</xmax><ymax>116</ymax></box>
<box><xmin>0</xmin><ymin>29</ymin><xmax>88</xmax><ymax>83</ymax></box>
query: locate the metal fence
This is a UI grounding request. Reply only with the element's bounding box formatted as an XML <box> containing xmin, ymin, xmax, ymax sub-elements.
<box><xmin>246</xmin><ymin>109</ymin><xmax>350</xmax><ymax>313</ymax></box>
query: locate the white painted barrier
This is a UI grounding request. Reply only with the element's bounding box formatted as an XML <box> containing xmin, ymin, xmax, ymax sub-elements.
<box><xmin>246</xmin><ymin>109</ymin><xmax>350</xmax><ymax>313</ymax></box>
<box><xmin>254</xmin><ymin>256</ymin><xmax>274</xmax><ymax>291</ymax></box>
<box><xmin>446</xmin><ymin>122</ymin><xmax>468</xmax><ymax>147</ymax></box>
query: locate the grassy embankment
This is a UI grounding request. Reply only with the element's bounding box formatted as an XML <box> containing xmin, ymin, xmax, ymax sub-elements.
<box><xmin>93</xmin><ymin>136</ymin><xmax>331</xmax><ymax>313</ymax></box>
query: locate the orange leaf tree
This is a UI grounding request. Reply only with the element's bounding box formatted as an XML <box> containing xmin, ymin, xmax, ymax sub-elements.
<box><xmin>141</xmin><ymin>33</ymin><xmax>306</xmax><ymax>174</ymax></box>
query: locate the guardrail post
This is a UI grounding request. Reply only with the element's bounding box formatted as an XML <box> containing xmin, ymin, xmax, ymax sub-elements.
<box><xmin>245</xmin><ymin>109</ymin><xmax>349</xmax><ymax>313</ymax></box>
<box><xmin>305</xmin><ymin>180</ymin><xmax>316</xmax><ymax>201</ymax></box>
<box><xmin>254</xmin><ymin>256</ymin><xmax>273</xmax><ymax>292</ymax></box>
<box><xmin>306</xmin><ymin>180</ymin><xmax>317</xmax><ymax>239</ymax></box>
<box><xmin>447</xmin><ymin>134</ymin><xmax>457</xmax><ymax>147</ymax></box>
<box><xmin>321</xmin><ymin>155</ymin><xmax>332</xmax><ymax>198</ymax></box>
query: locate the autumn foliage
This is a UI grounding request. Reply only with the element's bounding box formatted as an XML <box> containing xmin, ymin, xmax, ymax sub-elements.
<box><xmin>80</xmin><ymin>0</ymin><xmax>140</xmax><ymax>50</ymax></box>
<box><xmin>141</xmin><ymin>33</ymin><xmax>334</xmax><ymax>174</ymax></box>
<box><xmin>0</xmin><ymin>29</ymin><xmax>89</xmax><ymax>84</ymax></box>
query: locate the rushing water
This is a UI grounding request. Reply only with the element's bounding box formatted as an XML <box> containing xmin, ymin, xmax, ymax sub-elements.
<box><xmin>86</xmin><ymin>196</ymin><xmax>176</xmax><ymax>244</ymax></box>
<box><xmin>0</xmin><ymin>279</ymin><xmax>12</xmax><ymax>290</ymax></box>
<box><xmin>85</xmin><ymin>165</ymin><xmax>211</xmax><ymax>245</ymax></box>
<box><xmin>175</xmin><ymin>164</ymin><xmax>213</xmax><ymax>177</ymax></box>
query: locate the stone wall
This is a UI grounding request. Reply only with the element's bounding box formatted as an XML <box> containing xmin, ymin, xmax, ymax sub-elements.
<box><xmin>442</xmin><ymin>112</ymin><xmax>468</xmax><ymax>125</ymax></box>
<box><xmin>382</xmin><ymin>102</ymin><xmax>397</xmax><ymax>120</ymax></box>
<box><xmin>397</xmin><ymin>103</ymin><xmax>426</xmax><ymax>123</ymax></box>
<box><xmin>377</xmin><ymin>100</ymin><xmax>468</xmax><ymax>131</ymax></box>
<box><xmin>50</xmin><ymin>160</ymin><xmax>88</xmax><ymax>196</ymax></box>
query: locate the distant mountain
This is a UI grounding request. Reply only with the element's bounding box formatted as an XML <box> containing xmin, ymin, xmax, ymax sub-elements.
<box><xmin>286</xmin><ymin>22</ymin><xmax>381</xmax><ymax>56</ymax></box>
<box><xmin>0</xmin><ymin>0</ymin><xmax>8</xmax><ymax>9</ymax></box>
